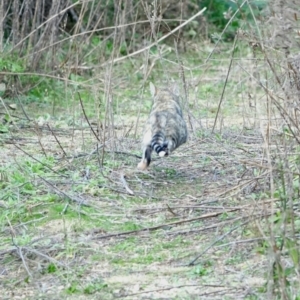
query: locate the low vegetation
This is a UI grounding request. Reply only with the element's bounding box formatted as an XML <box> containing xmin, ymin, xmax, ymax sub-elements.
<box><xmin>1</xmin><ymin>0</ymin><xmax>300</xmax><ymax>299</ymax></box>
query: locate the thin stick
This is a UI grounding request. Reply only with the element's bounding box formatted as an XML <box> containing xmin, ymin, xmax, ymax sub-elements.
<box><xmin>11</xmin><ymin>1</ymin><xmax>81</xmax><ymax>51</ymax></box>
<box><xmin>117</xmin><ymin>285</ymin><xmax>232</xmax><ymax>299</ymax></box>
<box><xmin>23</xmin><ymin>19</ymin><xmax>191</xmax><ymax>58</ymax></box>
<box><xmin>205</xmin><ymin>0</ymin><xmax>247</xmax><ymax>62</ymax></box>
<box><xmin>120</xmin><ymin>173</ymin><xmax>134</xmax><ymax>195</ymax></box>
<box><xmin>14</xmin><ymin>90</ymin><xmax>31</xmax><ymax>121</ymax></box>
<box><xmin>6</xmin><ymin>217</ymin><xmax>32</xmax><ymax>277</ymax></box>
<box><xmin>212</xmin><ymin>33</ymin><xmax>238</xmax><ymax>133</ymax></box>
<box><xmin>100</xmin><ymin>8</ymin><xmax>207</xmax><ymax>67</ymax></box>
<box><xmin>78</xmin><ymin>92</ymin><xmax>100</xmax><ymax>142</ymax></box>
<box><xmin>38</xmin><ymin>175</ymin><xmax>90</xmax><ymax>207</ymax></box>
<box><xmin>188</xmin><ymin>220</ymin><xmax>251</xmax><ymax>266</ymax></box>
<box><xmin>13</xmin><ymin>144</ymin><xmax>67</xmax><ymax>177</ymax></box>
<box><xmin>47</xmin><ymin>124</ymin><xmax>67</xmax><ymax>157</ymax></box>
<box><xmin>94</xmin><ymin>208</ymin><xmax>239</xmax><ymax>240</ymax></box>
<box><xmin>23</xmin><ymin>247</ymin><xmax>66</xmax><ymax>267</ymax></box>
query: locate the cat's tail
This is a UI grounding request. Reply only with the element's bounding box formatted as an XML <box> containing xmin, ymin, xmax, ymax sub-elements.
<box><xmin>137</xmin><ymin>131</ymin><xmax>168</xmax><ymax>170</ymax></box>
<box><xmin>151</xmin><ymin>131</ymin><xmax>168</xmax><ymax>157</ymax></box>
<box><xmin>137</xmin><ymin>145</ymin><xmax>152</xmax><ymax>170</ymax></box>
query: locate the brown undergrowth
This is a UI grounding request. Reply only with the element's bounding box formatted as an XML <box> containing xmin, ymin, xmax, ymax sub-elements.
<box><xmin>0</xmin><ymin>120</ymin><xmax>279</xmax><ymax>299</ymax></box>
<box><xmin>1</xmin><ymin>1</ymin><xmax>300</xmax><ymax>298</ymax></box>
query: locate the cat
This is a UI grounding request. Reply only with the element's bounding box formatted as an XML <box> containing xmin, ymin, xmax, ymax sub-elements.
<box><xmin>137</xmin><ymin>82</ymin><xmax>188</xmax><ymax>170</ymax></box>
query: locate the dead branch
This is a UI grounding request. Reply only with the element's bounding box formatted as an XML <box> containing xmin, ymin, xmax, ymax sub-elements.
<box><xmin>93</xmin><ymin>208</ymin><xmax>240</xmax><ymax>240</ymax></box>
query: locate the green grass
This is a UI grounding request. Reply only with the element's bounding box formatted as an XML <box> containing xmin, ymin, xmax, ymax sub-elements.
<box><xmin>1</xmin><ymin>38</ymin><xmax>300</xmax><ymax>299</ymax></box>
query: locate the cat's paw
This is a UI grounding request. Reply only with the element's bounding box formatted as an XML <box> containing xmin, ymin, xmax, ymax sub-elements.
<box><xmin>137</xmin><ymin>161</ymin><xmax>148</xmax><ymax>170</ymax></box>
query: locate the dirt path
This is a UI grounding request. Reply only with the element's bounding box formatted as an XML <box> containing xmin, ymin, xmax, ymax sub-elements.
<box><xmin>0</xmin><ymin>123</ymin><xmax>271</xmax><ymax>299</ymax></box>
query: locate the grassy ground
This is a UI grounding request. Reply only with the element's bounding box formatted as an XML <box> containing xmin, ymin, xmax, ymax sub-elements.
<box><xmin>0</xmin><ymin>41</ymin><xmax>299</xmax><ymax>299</ymax></box>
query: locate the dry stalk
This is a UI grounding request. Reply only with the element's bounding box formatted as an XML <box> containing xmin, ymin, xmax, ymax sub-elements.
<box><xmin>0</xmin><ymin>0</ymin><xmax>4</xmax><ymax>51</ymax></box>
<box><xmin>93</xmin><ymin>207</ymin><xmax>240</xmax><ymax>240</ymax></box>
<box><xmin>212</xmin><ymin>34</ymin><xmax>238</xmax><ymax>133</ymax></box>
<box><xmin>46</xmin><ymin>124</ymin><xmax>67</xmax><ymax>157</ymax></box>
<box><xmin>11</xmin><ymin>1</ymin><xmax>80</xmax><ymax>51</ymax></box>
<box><xmin>78</xmin><ymin>92</ymin><xmax>101</xmax><ymax>142</ymax></box>
<box><xmin>13</xmin><ymin>144</ymin><xmax>67</xmax><ymax>177</ymax></box>
<box><xmin>100</xmin><ymin>7</ymin><xmax>207</xmax><ymax>67</ymax></box>
<box><xmin>189</xmin><ymin>219</ymin><xmax>253</xmax><ymax>266</ymax></box>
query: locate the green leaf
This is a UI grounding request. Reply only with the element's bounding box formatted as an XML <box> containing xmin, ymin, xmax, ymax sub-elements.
<box><xmin>286</xmin><ymin>238</ymin><xmax>299</xmax><ymax>266</ymax></box>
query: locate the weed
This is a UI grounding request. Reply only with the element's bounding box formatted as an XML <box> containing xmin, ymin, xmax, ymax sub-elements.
<box><xmin>190</xmin><ymin>264</ymin><xmax>210</xmax><ymax>277</ymax></box>
<box><xmin>66</xmin><ymin>283</ymin><xmax>79</xmax><ymax>294</ymax></box>
<box><xmin>84</xmin><ymin>282</ymin><xmax>108</xmax><ymax>295</ymax></box>
<box><xmin>47</xmin><ymin>263</ymin><xmax>57</xmax><ymax>274</ymax></box>
<box><xmin>0</xmin><ymin>1</ymin><xmax>299</xmax><ymax>298</ymax></box>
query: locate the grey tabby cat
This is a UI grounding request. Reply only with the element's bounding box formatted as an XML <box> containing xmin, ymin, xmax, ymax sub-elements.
<box><xmin>137</xmin><ymin>82</ymin><xmax>188</xmax><ymax>170</ymax></box>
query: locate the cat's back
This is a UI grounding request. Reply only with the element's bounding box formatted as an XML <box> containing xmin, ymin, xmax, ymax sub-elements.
<box><xmin>148</xmin><ymin>83</ymin><xmax>187</xmax><ymax>145</ymax></box>
<box><xmin>151</xmin><ymin>87</ymin><xmax>182</xmax><ymax>114</ymax></box>
<box><xmin>138</xmin><ymin>82</ymin><xmax>188</xmax><ymax>170</ymax></box>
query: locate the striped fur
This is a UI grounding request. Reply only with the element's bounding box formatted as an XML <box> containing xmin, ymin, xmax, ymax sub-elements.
<box><xmin>137</xmin><ymin>82</ymin><xmax>187</xmax><ymax>170</ymax></box>
<box><xmin>151</xmin><ymin>132</ymin><xmax>168</xmax><ymax>156</ymax></box>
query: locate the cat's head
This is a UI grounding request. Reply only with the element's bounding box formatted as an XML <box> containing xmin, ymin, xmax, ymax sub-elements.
<box><xmin>149</xmin><ymin>82</ymin><xmax>180</xmax><ymax>101</ymax></box>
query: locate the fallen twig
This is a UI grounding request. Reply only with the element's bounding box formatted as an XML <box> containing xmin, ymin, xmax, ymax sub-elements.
<box><xmin>13</xmin><ymin>144</ymin><xmax>68</xmax><ymax>177</ymax></box>
<box><xmin>116</xmin><ymin>284</ymin><xmax>233</xmax><ymax>298</ymax></box>
<box><xmin>38</xmin><ymin>175</ymin><xmax>90</xmax><ymax>207</ymax></box>
<box><xmin>47</xmin><ymin>124</ymin><xmax>67</xmax><ymax>157</ymax></box>
<box><xmin>188</xmin><ymin>220</ymin><xmax>251</xmax><ymax>266</ymax></box>
<box><xmin>22</xmin><ymin>246</ymin><xmax>66</xmax><ymax>267</ymax></box>
<box><xmin>6</xmin><ymin>217</ymin><xmax>32</xmax><ymax>277</ymax></box>
<box><xmin>120</xmin><ymin>173</ymin><xmax>134</xmax><ymax>195</ymax></box>
<box><xmin>93</xmin><ymin>208</ymin><xmax>240</xmax><ymax>240</ymax></box>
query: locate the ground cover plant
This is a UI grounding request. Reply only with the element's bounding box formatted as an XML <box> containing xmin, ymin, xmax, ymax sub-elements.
<box><xmin>1</xmin><ymin>0</ymin><xmax>300</xmax><ymax>299</ymax></box>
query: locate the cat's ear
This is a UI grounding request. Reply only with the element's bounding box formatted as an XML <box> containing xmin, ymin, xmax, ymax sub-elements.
<box><xmin>149</xmin><ymin>82</ymin><xmax>157</xmax><ymax>97</ymax></box>
<box><xmin>170</xmin><ymin>83</ymin><xmax>180</xmax><ymax>96</ymax></box>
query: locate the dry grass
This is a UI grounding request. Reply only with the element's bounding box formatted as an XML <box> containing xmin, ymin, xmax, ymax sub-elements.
<box><xmin>1</xmin><ymin>0</ymin><xmax>300</xmax><ymax>299</ymax></box>
<box><xmin>0</xmin><ymin>112</ymin><xmax>291</xmax><ymax>299</ymax></box>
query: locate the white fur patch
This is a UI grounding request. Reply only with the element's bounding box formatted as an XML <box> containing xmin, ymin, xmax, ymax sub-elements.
<box><xmin>142</xmin><ymin>130</ymin><xmax>152</xmax><ymax>145</ymax></box>
<box><xmin>159</xmin><ymin>151</ymin><xmax>166</xmax><ymax>157</ymax></box>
